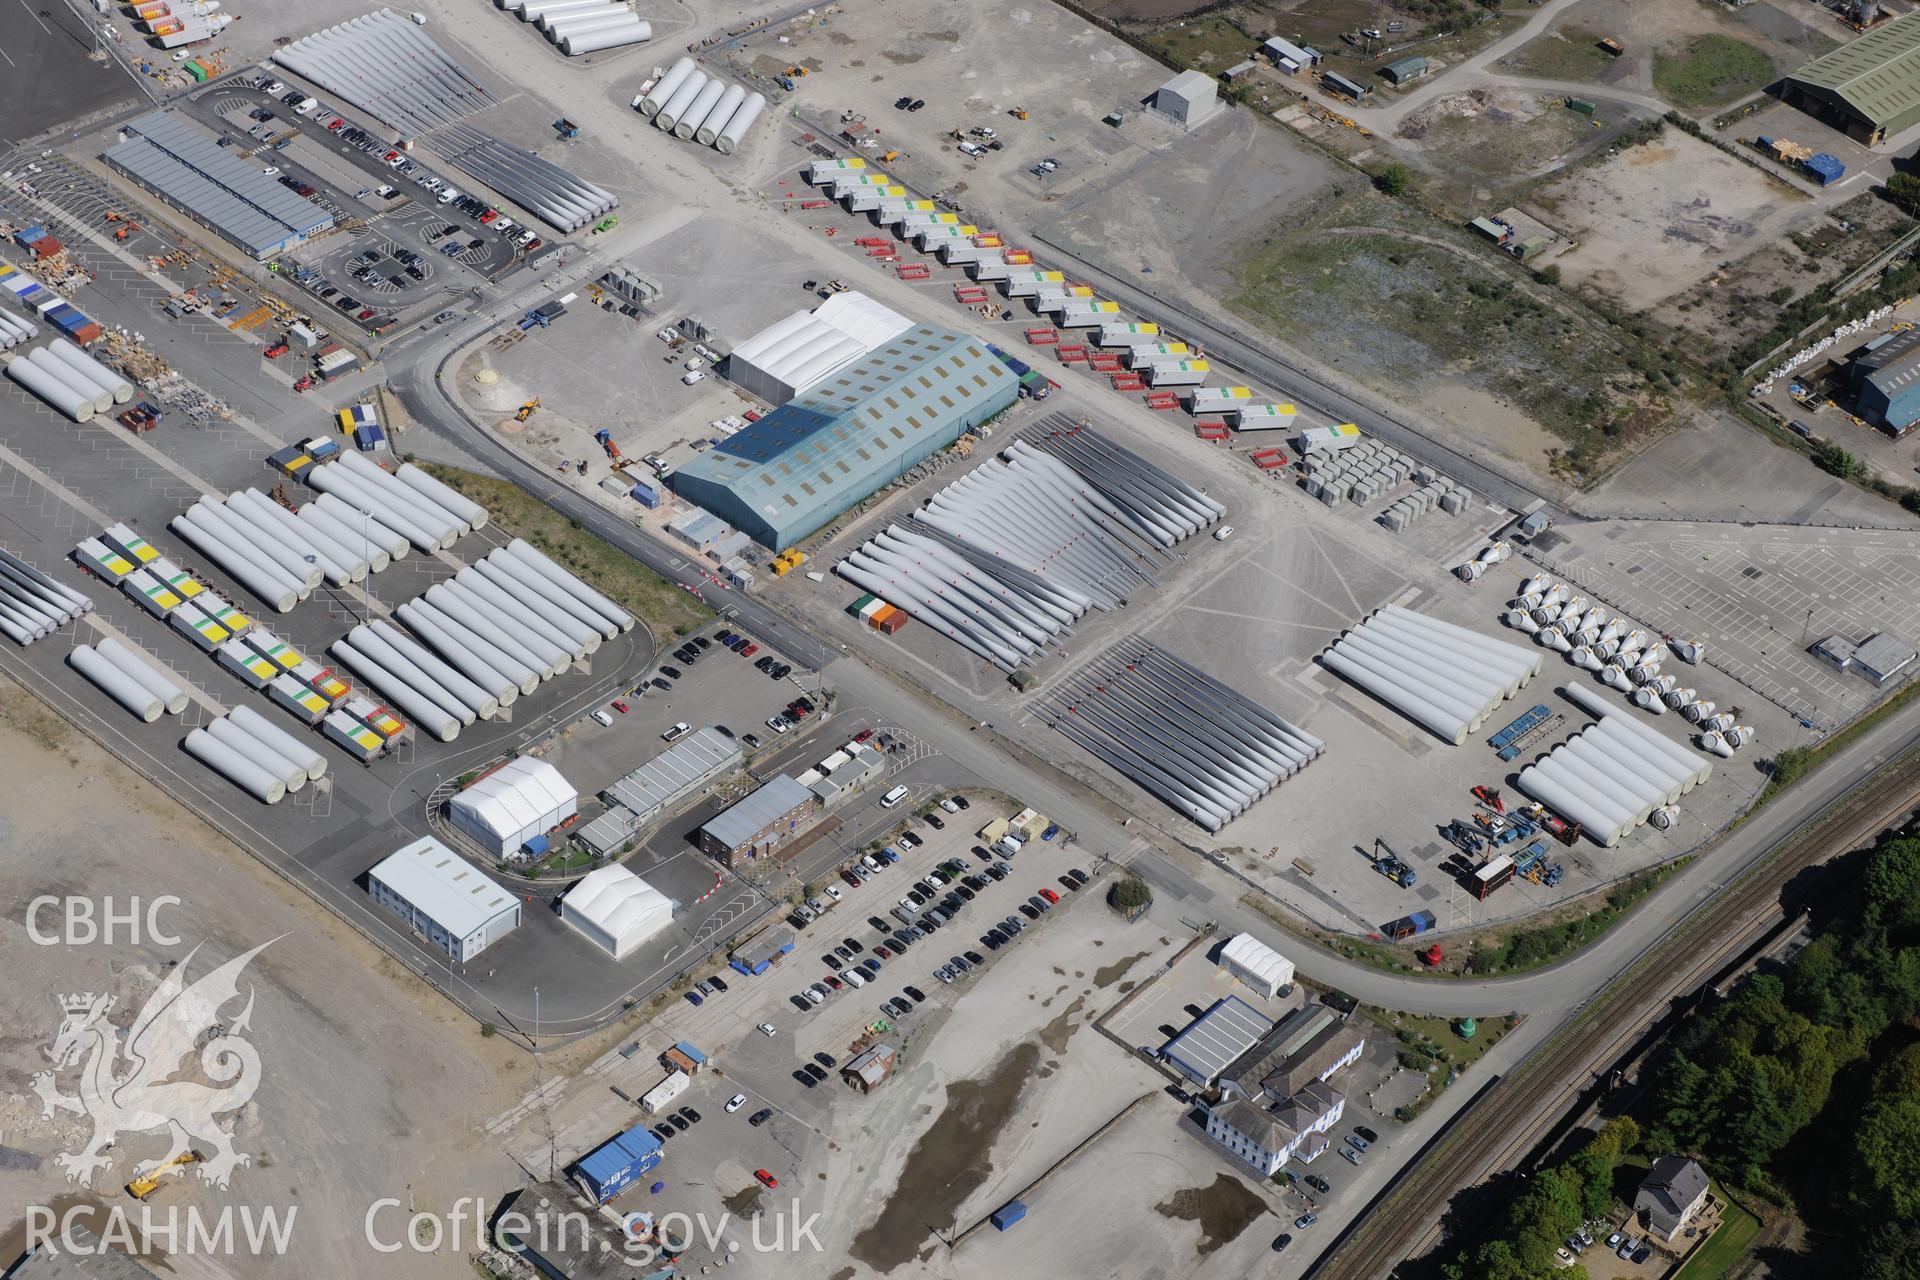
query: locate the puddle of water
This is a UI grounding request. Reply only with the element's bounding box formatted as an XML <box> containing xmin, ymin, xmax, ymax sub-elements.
<box><xmin>848</xmin><ymin>1041</ymin><xmax>1041</xmax><ymax>1271</ymax></box>
<box><xmin>1093</xmin><ymin>949</ymin><xmax>1150</xmax><ymax>989</ymax></box>
<box><xmin>1153</xmin><ymin>1174</ymin><xmax>1269</xmax><ymax>1256</ymax></box>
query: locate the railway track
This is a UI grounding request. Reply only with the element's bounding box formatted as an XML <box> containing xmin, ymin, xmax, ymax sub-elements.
<box><xmin>1309</xmin><ymin>741</ymin><xmax>1920</xmax><ymax>1280</ymax></box>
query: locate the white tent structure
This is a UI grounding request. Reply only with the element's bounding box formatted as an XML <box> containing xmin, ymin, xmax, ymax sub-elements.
<box><xmin>726</xmin><ymin>291</ymin><xmax>912</xmax><ymax>404</ymax></box>
<box><xmin>448</xmin><ymin>757</ymin><xmax>578</xmax><ymax>857</ymax></box>
<box><xmin>561</xmin><ymin>864</ymin><xmax>674</xmax><ymax>958</ymax></box>
<box><xmin>1218</xmin><ymin>932</ymin><xmax>1295</xmax><ymax>998</ymax></box>
<box><xmin>1516</xmin><ymin>682</ymin><xmax>1712</xmax><ymax>848</ymax></box>
<box><xmin>1320</xmin><ymin>605</ymin><xmax>1541</xmax><ymax>746</ymax></box>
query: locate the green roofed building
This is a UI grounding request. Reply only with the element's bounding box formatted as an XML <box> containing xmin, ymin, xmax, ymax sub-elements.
<box><xmin>675</xmin><ymin>322</ymin><xmax>1018</xmax><ymax>547</ymax></box>
<box><xmin>1782</xmin><ymin>12</ymin><xmax>1920</xmax><ymax>145</ymax></box>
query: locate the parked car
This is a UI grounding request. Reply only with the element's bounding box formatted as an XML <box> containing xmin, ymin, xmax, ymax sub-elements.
<box><xmin>754</xmin><ymin>1170</ymin><xmax>778</xmax><ymax>1189</ymax></box>
<box><xmin>749</xmin><ymin>1108</ymin><xmax>773</xmax><ymax>1127</ymax></box>
<box><xmin>1294</xmin><ymin>1213</ymin><xmax>1317</xmax><ymax>1230</ymax></box>
<box><xmin>725</xmin><ymin>1093</ymin><xmax>747</xmax><ymax>1113</ymax></box>
<box><xmin>1305</xmin><ymin>1174</ymin><xmax>1330</xmax><ymax>1194</ymax></box>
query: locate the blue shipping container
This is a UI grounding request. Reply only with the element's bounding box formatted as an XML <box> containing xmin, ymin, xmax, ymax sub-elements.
<box><xmin>574</xmin><ymin>1123</ymin><xmax>664</xmax><ymax>1203</ymax></box>
<box><xmin>1804</xmin><ymin>153</ymin><xmax>1844</xmax><ymax>186</ymax></box>
<box><xmin>522</xmin><ymin>833</ymin><xmax>550</xmax><ymax>856</ymax></box>
<box><xmin>52</xmin><ymin>311</ymin><xmax>97</xmax><ymax>339</ymax></box>
<box><xmin>630</xmin><ymin>482</ymin><xmax>660</xmax><ymax>509</ymax></box>
<box><xmin>990</xmin><ymin>1200</ymin><xmax>1028</xmax><ymax>1231</ymax></box>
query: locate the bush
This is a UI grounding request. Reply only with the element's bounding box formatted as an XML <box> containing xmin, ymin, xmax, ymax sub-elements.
<box><xmin>1886</xmin><ymin>171</ymin><xmax>1920</xmax><ymax>218</ymax></box>
<box><xmin>1108</xmin><ymin>877</ymin><xmax>1152</xmax><ymax>910</ymax></box>
<box><xmin>480</xmin><ymin>1023</ymin><xmax>496</xmax><ymax>1038</ymax></box>
<box><xmin>1813</xmin><ymin>443</ymin><xmax>1861</xmax><ymax>479</ymax></box>
<box><xmin>1375</xmin><ymin>164</ymin><xmax>1410</xmax><ymax>197</ymax></box>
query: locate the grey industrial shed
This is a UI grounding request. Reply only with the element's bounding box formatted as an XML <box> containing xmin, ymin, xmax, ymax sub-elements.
<box><xmin>105</xmin><ymin>113</ymin><xmax>333</xmax><ymax>259</ymax></box>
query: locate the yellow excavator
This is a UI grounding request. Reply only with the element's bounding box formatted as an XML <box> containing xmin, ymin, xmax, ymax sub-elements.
<box><xmin>515</xmin><ymin>398</ymin><xmax>541</xmax><ymax>422</ymax></box>
<box><xmin>126</xmin><ymin>1150</ymin><xmax>203</xmax><ymax>1200</ymax></box>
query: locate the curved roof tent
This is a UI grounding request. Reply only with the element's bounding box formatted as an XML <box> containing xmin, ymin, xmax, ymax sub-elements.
<box><xmin>1219</xmin><ymin>933</ymin><xmax>1295</xmax><ymax>998</ymax></box>
<box><xmin>727</xmin><ymin>291</ymin><xmax>914</xmax><ymax>405</ymax></box>
<box><xmin>449</xmin><ymin>756</ymin><xmax>577</xmax><ymax>854</ymax></box>
<box><xmin>562</xmin><ymin>864</ymin><xmax>674</xmax><ymax>959</ymax></box>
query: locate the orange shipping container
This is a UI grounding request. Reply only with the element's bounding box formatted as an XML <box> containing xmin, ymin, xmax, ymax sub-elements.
<box><xmin>867</xmin><ymin>603</ymin><xmax>898</xmax><ymax>629</ymax></box>
<box><xmin>133</xmin><ymin>2</ymin><xmax>168</xmax><ymax>16</ymax></box>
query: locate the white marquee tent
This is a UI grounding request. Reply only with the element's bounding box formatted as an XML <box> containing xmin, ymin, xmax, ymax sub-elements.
<box><xmin>448</xmin><ymin>756</ymin><xmax>578</xmax><ymax>857</ymax></box>
<box><xmin>561</xmin><ymin>864</ymin><xmax>675</xmax><ymax>959</ymax></box>
<box><xmin>726</xmin><ymin>291</ymin><xmax>913</xmax><ymax>405</ymax></box>
<box><xmin>1218</xmin><ymin>932</ymin><xmax>1296</xmax><ymax>998</ymax></box>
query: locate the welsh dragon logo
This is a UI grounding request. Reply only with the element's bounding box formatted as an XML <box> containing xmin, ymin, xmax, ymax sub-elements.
<box><xmin>31</xmin><ymin>939</ymin><xmax>275</xmax><ymax>1190</ymax></box>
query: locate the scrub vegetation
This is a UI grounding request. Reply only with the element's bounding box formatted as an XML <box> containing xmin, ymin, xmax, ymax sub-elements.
<box><xmin>1228</xmin><ymin>189</ymin><xmax>1686</xmax><ymax>478</ymax></box>
<box><xmin>419</xmin><ymin>462</ymin><xmax>710</xmax><ymax>642</ymax></box>
<box><xmin>1651</xmin><ymin>35</ymin><xmax>1775</xmax><ymax>110</ymax></box>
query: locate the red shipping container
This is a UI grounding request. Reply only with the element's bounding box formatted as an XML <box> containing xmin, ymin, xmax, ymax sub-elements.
<box><xmin>30</xmin><ymin>235</ymin><xmax>62</xmax><ymax>259</ymax></box>
<box><xmin>876</xmin><ymin>610</ymin><xmax>908</xmax><ymax>635</ymax></box>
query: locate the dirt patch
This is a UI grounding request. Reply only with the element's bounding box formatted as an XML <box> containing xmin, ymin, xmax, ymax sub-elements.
<box><xmin>723</xmin><ymin>1184</ymin><xmax>767</xmax><ymax>1216</ymax></box>
<box><xmin>1092</xmin><ymin>949</ymin><xmax>1149</xmax><ymax>989</ymax></box>
<box><xmin>1528</xmin><ymin>129</ymin><xmax>1808</xmax><ymax>316</ymax></box>
<box><xmin>0</xmin><ymin>683</ymin><xmax>75</xmax><ymax>764</ymax></box>
<box><xmin>848</xmin><ymin>1041</ymin><xmax>1041</xmax><ymax>1270</ymax></box>
<box><xmin>1040</xmin><ymin>995</ymin><xmax>1086</xmax><ymax>1053</ymax></box>
<box><xmin>1152</xmin><ymin>1174</ymin><xmax>1269</xmax><ymax>1257</ymax></box>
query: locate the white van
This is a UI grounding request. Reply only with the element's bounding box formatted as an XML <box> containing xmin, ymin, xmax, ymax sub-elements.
<box><xmin>881</xmin><ymin>785</ymin><xmax>910</xmax><ymax>809</ymax></box>
<box><xmin>436</xmin><ymin>187</ymin><xmax>462</xmax><ymax>205</ymax></box>
<box><xmin>662</xmin><ymin>721</ymin><xmax>692</xmax><ymax>742</ymax></box>
<box><xmin>592</xmin><ymin>709</ymin><xmax>614</xmax><ymax>727</ymax></box>
<box><xmin>842</xmin><ymin>969</ymin><xmax>867</xmax><ymax>988</ymax></box>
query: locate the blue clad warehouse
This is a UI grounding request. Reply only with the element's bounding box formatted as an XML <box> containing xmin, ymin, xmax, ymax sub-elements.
<box><xmin>104</xmin><ymin>112</ymin><xmax>334</xmax><ymax>259</ymax></box>
<box><xmin>675</xmin><ymin>308</ymin><xmax>1020</xmax><ymax>548</ymax></box>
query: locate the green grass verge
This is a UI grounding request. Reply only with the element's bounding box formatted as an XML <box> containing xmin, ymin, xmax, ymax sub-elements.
<box><xmin>1672</xmin><ymin>1188</ymin><xmax>1762</xmax><ymax>1280</ymax></box>
<box><xmin>1358</xmin><ymin>1007</ymin><xmax>1516</xmax><ymax>1122</ymax></box>
<box><xmin>1499</xmin><ymin>27</ymin><xmax>1618</xmax><ymax>82</ymax></box>
<box><xmin>1255</xmin><ymin>859</ymin><xmax>1688</xmax><ymax>981</ymax></box>
<box><xmin>1653</xmin><ymin>35</ymin><xmax>1775</xmax><ymax>110</ymax></box>
<box><xmin>1748</xmin><ymin>676</ymin><xmax>1920</xmax><ymax>815</ymax></box>
<box><xmin>418</xmin><ymin>461</ymin><xmax>710</xmax><ymax>643</ymax></box>
<box><xmin>1136</xmin><ymin>14</ymin><xmax>1255</xmax><ymax>73</ymax></box>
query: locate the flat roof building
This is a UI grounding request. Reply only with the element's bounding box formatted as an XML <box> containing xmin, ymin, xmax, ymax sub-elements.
<box><xmin>367</xmin><ymin>837</ymin><xmax>520</xmax><ymax>963</ymax></box>
<box><xmin>1782</xmin><ymin>13</ymin><xmax>1920</xmax><ymax>144</ymax></box>
<box><xmin>105</xmin><ymin>112</ymin><xmax>334</xmax><ymax>259</ymax></box>
<box><xmin>674</xmin><ymin>322</ymin><xmax>1019</xmax><ymax>548</ymax></box>
<box><xmin>698</xmin><ymin>774</ymin><xmax>817</xmax><ymax>867</ymax></box>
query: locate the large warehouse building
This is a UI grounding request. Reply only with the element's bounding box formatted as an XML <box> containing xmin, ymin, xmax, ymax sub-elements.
<box><xmin>727</xmin><ymin>292</ymin><xmax>915</xmax><ymax>405</ymax></box>
<box><xmin>104</xmin><ymin>112</ymin><xmax>334</xmax><ymax>259</ymax></box>
<box><xmin>1781</xmin><ymin>13</ymin><xmax>1920</xmax><ymax>145</ymax></box>
<box><xmin>677</xmin><ymin>316</ymin><xmax>1020</xmax><ymax>547</ymax></box>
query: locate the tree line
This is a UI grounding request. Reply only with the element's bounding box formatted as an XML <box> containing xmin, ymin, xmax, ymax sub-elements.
<box><xmin>1441</xmin><ymin>831</ymin><xmax>1920</xmax><ymax>1279</ymax></box>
